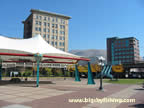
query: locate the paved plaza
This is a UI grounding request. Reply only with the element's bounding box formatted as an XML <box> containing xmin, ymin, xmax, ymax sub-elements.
<box><xmin>0</xmin><ymin>78</ymin><xmax>144</xmax><ymax>108</ymax></box>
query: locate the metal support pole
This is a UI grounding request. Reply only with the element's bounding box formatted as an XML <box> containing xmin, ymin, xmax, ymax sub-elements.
<box><xmin>36</xmin><ymin>60</ymin><xmax>40</xmax><ymax>87</ymax></box>
<box><xmin>75</xmin><ymin>64</ymin><xmax>80</xmax><ymax>82</ymax></box>
<box><xmin>99</xmin><ymin>65</ymin><xmax>103</xmax><ymax>91</ymax></box>
<box><xmin>99</xmin><ymin>73</ymin><xmax>103</xmax><ymax>90</ymax></box>
<box><xmin>0</xmin><ymin>57</ymin><xmax>2</xmax><ymax>81</ymax></box>
<box><xmin>34</xmin><ymin>53</ymin><xmax>42</xmax><ymax>87</ymax></box>
<box><xmin>87</xmin><ymin>62</ymin><xmax>95</xmax><ymax>85</ymax></box>
<box><xmin>0</xmin><ymin>64</ymin><xmax>2</xmax><ymax>80</ymax></box>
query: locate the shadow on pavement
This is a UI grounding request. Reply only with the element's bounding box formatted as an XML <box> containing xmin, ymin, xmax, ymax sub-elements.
<box><xmin>130</xmin><ymin>104</ymin><xmax>144</xmax><ymax>108</ymax></box>
<box><xmin>134</xmin><ymin>88</ymin><xmax>144</xmax><ymax>91</ymax></box>
<box><xmin>0</xmin><ymin>80</ymin><xmax>55</xmax><ymax>86</ymax></box>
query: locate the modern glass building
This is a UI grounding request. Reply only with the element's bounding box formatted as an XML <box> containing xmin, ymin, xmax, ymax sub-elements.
<box><xmin>107</xmin><ymin>37</ymin><xmax>140</xmax><ymax>64</ymax></box>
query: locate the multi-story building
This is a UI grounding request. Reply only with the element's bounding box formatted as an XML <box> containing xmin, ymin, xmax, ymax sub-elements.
<box><xmin>22</xmin><ymin>9</ymin><xmax>71</xmax><ymax>52</ymax></box>
<box><xmin>107</xmin><ymin>37</ymin><xmax>140</xmax><ymax>64</ymax></box>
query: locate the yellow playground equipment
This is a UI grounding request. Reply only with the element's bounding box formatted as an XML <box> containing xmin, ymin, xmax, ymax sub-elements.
<box><xmin>68</xmin><ymin>64</ymin><xmax>124</xmax><ymax>73</ymax></box>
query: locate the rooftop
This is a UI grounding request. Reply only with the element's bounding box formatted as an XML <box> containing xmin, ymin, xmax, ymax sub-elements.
<box><xmin>31</xmin><ymin>9</ymin><xmax>71</xmax><ymax>19</ymax></box>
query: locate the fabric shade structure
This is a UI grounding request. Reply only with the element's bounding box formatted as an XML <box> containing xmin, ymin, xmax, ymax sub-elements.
<box><xmin>0</xmin><ymin>34</ymin><xmax>91</xmax><ymax>87</ymax></box>
<box><xmin>0</xmin><ymin>34</ymin><xmax>89</xmax><ymax>63</ymax></box>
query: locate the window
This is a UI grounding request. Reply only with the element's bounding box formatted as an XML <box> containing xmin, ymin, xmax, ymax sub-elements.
<box><xmin>36</xmin><ymin>15</ymin><xmax>39</xmax><ymax>19</ymax></box>
<box><xmin>39</xmin><ymin>16</ymin><xmax>42</xmax><ymax>20</ymax></box>
<box><xmin>35</xmin><ymin>27</ymin><xmax>38</xmax><ymax>31</ymax></box>
<box><xmin>55</xmin><ymin>42</ymin><xmax>57</xmax><ymax>46</ymax></box>
<box><xmin>44</xmin><ymin>16</ymin><xmax>47</xmax><ymax>20</ymax></box>
<box><xmin>48</xmin><ymin>23</ymin><xmax>50</xmax><ymax>27</ymax></box>
<box><xmin>52</xmin><ymin>17</ymin><xmax>55</xmax><ymax>22</ymax></box>
<box><xmin>39</xmin><ymin>21</ymin><xmax>41</xmax><ymax>25</ymax></box>
<box><xmin>47</xmin><ymin>34</ymin><xmax>49</xmax><ymax>38</ymax></box>
<box><xmin>51</xmin><ymin>35</ymin><xmax>54</xmax><ymax>39</ymax></box>
<box><xmin>48</xmin><ymin>17</ymin><xmax>50</xmax><ymax>21</ymax></box>
<box><xmin>59</xmin><ymin>36</ymin><xmax>62</xmax><ymax>40</ymax></box>
<box><xmin>55</xmin><ymin>24</ymin><xmax>58</xmax><ymax>28</ymax></box>
<box><xmin>38</xmin><ymin>27</ymin><xmax>41</xmax><ymax>31</ymax></box>
<box><xmin>60</xmin><ymin>25</ymin><xmax>65</xmax><ymax>29</ymax></box>
<box><xmin>35</xmin><ymin>21</ymin><xmax>38</xmax><ymax>25</ymax></box>
<box><xmin>56</xmin><ymin>17</ymin><xmax>58</xmax><ymax>22</ymax></box>
<box><xmin>52</xmin><ymin>29</ymin><xmax>55</xmax><ymax>33</ymax></box>
<box><xmin>59</xmin><ymin>42</ymin><xmax>62</xmax><ymax>46</ymax></box>
<box><xmin>47</xmin><ymin>29</ymin><xmax>50</xmax><ymax>32</ymax></box>
<box><xmin>43</xmin><ymin>34</ymin><xmax>46</xmax><ymax>38</ymax></box>
<box><xmin>51</xmin><ymin>41</ymin><xmax>54</xmax><ymax>45</ymax></box>
<box><xmin>62</xmin><ymin>42</ymin><xmax>65</xmax><ymax>46</ymax></box>
<box><xmin>43</xmin><ymin>28</ymin><xmax>46</xmax><ymax>32</ymax></box>
<box><xmin>54</xmin><ymin>36</ymin><xmax>58</xmax><ymax>40</ymax></box>
<box><xmin>55</xmin><ymin>30</ymin><xmax>58</xmax><ymax>34</ymax></box>
<box><xmin>61</xmin><ymin>19</ymin><xmax>65</xmax><ymax>24</ymax></box>
<box><xmin>52</xmin><ymin>24</ymin><xmax>55</xmax><ymax>28</ymax></box>
<box><xmin>44</xmin><ymin>22</ymin><xmax>46</xmax><ymax>26</ymax></box>
<box><xmin>62</xmin><ymin>37</ymin><xmax>65</xmax><ymax>40</ymax></box>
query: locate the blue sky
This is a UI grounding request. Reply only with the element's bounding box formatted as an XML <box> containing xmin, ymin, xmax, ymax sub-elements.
<box><xmin>0</xmin><ymin>0</ymin><xmax>144</xmax><ymax>57</ymax></box>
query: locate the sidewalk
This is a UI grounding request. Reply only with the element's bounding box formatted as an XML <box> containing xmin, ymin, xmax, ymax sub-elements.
<box><xmin>0</xmin><ymin>78</ymin><xmax>143</xmax><ymax>108</ymax></box>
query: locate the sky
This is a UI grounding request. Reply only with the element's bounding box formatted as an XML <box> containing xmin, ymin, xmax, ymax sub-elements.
<box><xmin>0</xmin><ymin>0</ymin><xmax>144</xmax><ymax>57</ymax></box>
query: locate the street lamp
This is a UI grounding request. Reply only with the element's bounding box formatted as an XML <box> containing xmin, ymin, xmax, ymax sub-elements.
<box><xmin>64</xmin><ymin>64</ymin><xmax>67</xmax><ymax>80</ymax></box>
<box><xmin>97</xmin><ymin>56</ymin><xmax>105</xmax><ymax>91</ymax></box>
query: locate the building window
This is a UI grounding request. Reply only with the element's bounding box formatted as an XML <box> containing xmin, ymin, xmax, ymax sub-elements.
<box><xmin>52</xmin><ymin>29</ymin><xmax>55</xmax><ymax>33</ymax></box>
<box><xmin>59</xmin><ymin>42</ymin><xmax>62</xmax><ymax>46</ymax></box>
<box><xmin>39</xmin><ymin>27</ymin><xmax>41</xmax><ymax>31</ymax></box>
<box><xmin>55</xmin><ymin>42</ymin><xmax>57</xmax><ymax>46</ymax></box>
<box><xmin>43</xmin><ymin>34</ymin><xmax>46</xmax><ymax>38</ymax></box>
<box><xmin>35</xmin><ymin>27</ymin><xmax>38</xmax><ymax>31</ymax></box>
<box><xmin>36</xmin><ymin>15</ymin><xmax>38</xmax><ymax>19</ymax></box>
<box><xmin>56</xmin><ymin>17</ymin><xmax>58</xmax><ymax>22</ymax></box>
<box><xmin>47</xmin><ymin>34</ymin><xmax>49</xmax><ymax>38</ymax></box>
<box><xmin>62</xmin><ymin>42</ymin><xmax>65</xmax><ymax>46</ymax></box>
<box><xmin>39</xmin><ymin>21</ymin><xmax>41</xmax><ymax>25</ymax></box>
<box><xmin>51</xmin><ymin>35</ymin><xmax>54</xmax><ymax>40</ymax></box>
<box><xmin>59</xmin><ymin>36</ymin><xmax>62</xmax><ymax>40</ymax></box>
<box><xmin>47</xmin><ymin>29</ymin><xmax>50</xmax><ymax>32</ymax></box>
<box><xmin>39</xmin><ymin>16</ymin><xmax>42</xmax><ymax>20</ymax></box>
<box><xmin>43</xmin><ymin>28</ymin><xmax>46</xmax><ymax>32</ymax></box>
<box><xmin>44</xmin><ymin>22</ymin><xmax>46</xmax><ymax>26</ymax></box>
<box><xmin>55</xmin><ymin>30</ymin><xmax>58</xmax><ymax>34</ymax></box>
<box><xmin>60</xmin><ymin>25</ymin><xmax>65</xmax><ymax>29</ymax></box>
<box><xmin>52</xmin><ymin>24</ymin><xmax>55</xmax><ymax>28</ymax></box>
<box><xmin>54</xmin><ymin>36</ymin><xmax>58</xmax><ymax>40</ymax></box>
<box><xmin>61</xmin><ymin>19</ymin><xmax>65</xmax><ymax>24</ymax></box>
<box><xmin>55</xmin><ymin>24</ymin><xmax>58</xmax><ymax>28</ymax></box>
<box><xmin>52</xmin><ymin>17</ymin><xmax>55</xmax><ymax>22</ymax></box>
<box><xmin>51</xmin><ymin>41</ymin><xmax>54</xmax><ymax>45</ymax></box>
<box><xmin>48</xmin><ymin>23</ymin><xmax>50</xmax><ymax>27</ymax></box>
<box><xmin>35</xmin><ymin>21</ymin><xmax>38</xmax><ymax>25</ymax></box>
<box><xmin>44</xmin><ymin>16</ymin><xmax>47</xmax><ymax>20</ymax></box>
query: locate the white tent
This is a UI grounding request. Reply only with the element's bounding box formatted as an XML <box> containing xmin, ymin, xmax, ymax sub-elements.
<box><xmin>0</xmin><ymin>34</ymin><xmax>89</xmax><ymax>63</ymax></box>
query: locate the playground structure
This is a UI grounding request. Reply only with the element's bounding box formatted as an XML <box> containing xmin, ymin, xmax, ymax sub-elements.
<box><xmin>68</xmin><ymin>64</ymin><xmax>124</xmax><ymax>78</ymax></box>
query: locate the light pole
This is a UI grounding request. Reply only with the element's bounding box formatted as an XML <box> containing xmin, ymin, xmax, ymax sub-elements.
<box><xmin>64</xmin><ymin>64</ymin><xmax>67</xmax><ymax>80</ymax></box>
<box><xmin>97</xmin><ymin>56</ymin><xmax>105</xmax><ymax>91</ymax></box>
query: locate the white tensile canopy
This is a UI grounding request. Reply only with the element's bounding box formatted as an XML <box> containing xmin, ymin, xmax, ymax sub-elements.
<box><xmin>0</xmin><ymin>34</ymin><xmax>89</xmax><ymax>63</ymax></box>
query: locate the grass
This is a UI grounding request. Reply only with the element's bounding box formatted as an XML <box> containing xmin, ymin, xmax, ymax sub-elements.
<box><xmin>103</xmin><ymin>79</ymin><xmax>144</xmax><ymax>85</ymax></box>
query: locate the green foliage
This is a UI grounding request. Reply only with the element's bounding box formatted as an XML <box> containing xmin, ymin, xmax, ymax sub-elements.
<box><xmin>23</xmin><ymin>69</ymin><xmax>32</xmax><ymax>77</ymax></box>
<box><xmin>104</xmin><ymin>79</ymin><xmax>144</xmax><ymax>84</ymax></box>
